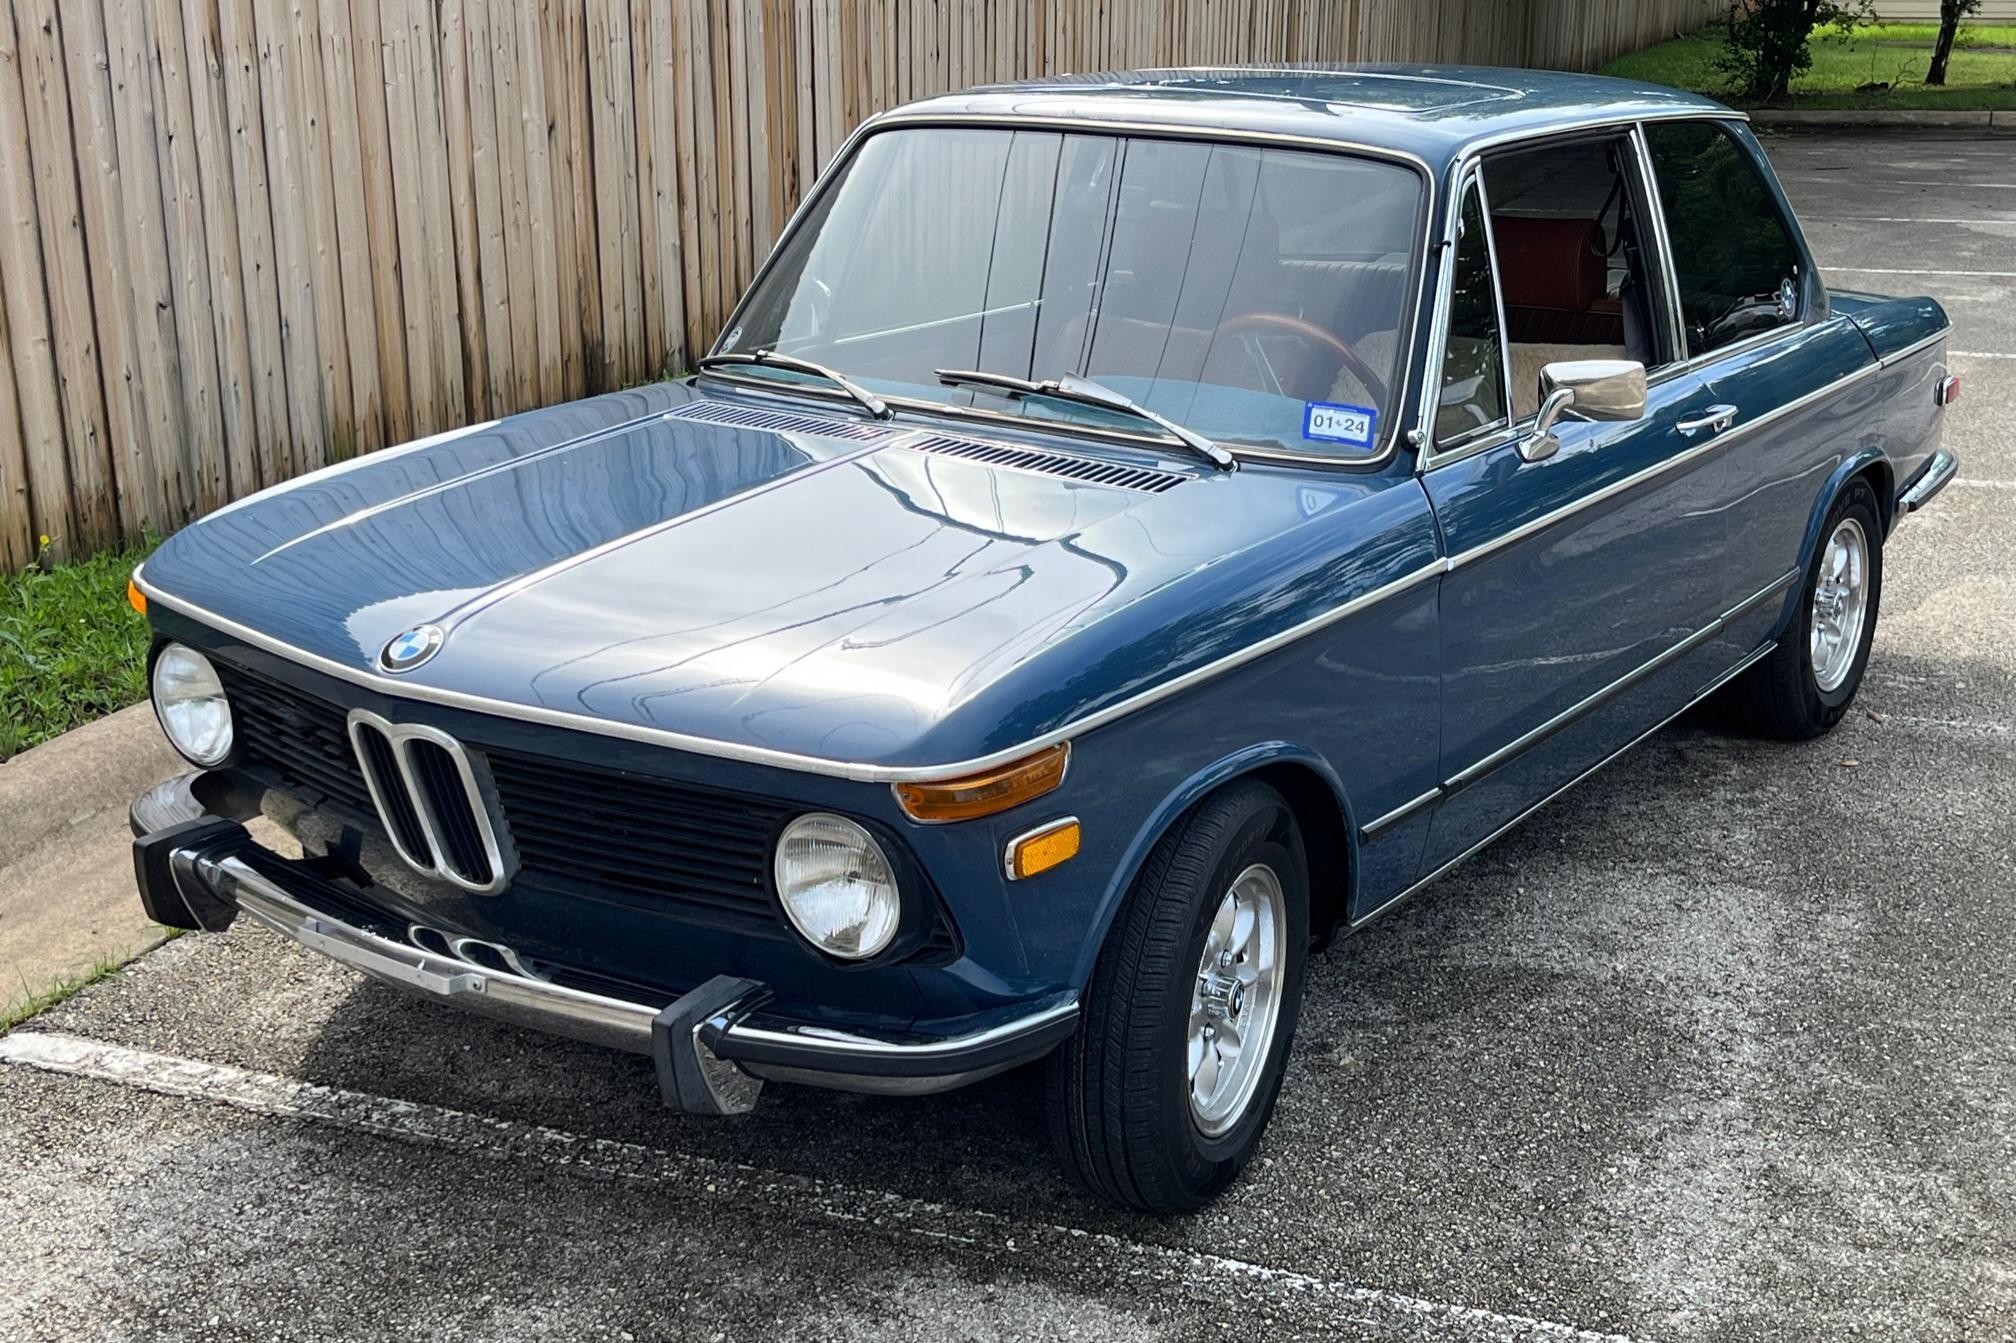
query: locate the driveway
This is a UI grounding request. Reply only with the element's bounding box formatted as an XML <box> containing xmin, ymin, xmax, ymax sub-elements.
<box><xmin>3</xmin><ymin>131</ymin><xmax>2011</xmax><ymax>1343</ymax></box>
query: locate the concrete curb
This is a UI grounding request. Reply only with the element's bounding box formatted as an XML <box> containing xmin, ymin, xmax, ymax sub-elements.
<box><xmin>1750</xmin><ymin>107</ymin><xmax>2016</xmax><ymax>131</ymax></box>
<box><xmin>0</xmin><ymin>703</ymin><xmax>183</xmax><ymax>1019</ymax></box>
<box><xmin>0</xmin><ymin>703</ymin><xmax>180</xmax><ymax>872</ymax></box>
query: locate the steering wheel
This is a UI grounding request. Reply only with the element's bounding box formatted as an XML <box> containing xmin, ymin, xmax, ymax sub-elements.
<box><xmin>1210</xmin><ymin>312</ymin><xmax>1387</xmax><ymax>408</ymax></box>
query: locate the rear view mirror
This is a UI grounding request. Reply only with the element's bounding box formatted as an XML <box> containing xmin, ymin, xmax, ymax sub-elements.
<box><xmin>1519</xmin><ymin>359</ymin><xmax>1648</xmax><ymax>462</ymax></box>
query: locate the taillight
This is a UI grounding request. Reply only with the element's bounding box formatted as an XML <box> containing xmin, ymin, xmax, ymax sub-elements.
<box><xmin>1937</xmin><ymin>375</ymin><xmax>1961</xmax><ymax>407</ymax></box>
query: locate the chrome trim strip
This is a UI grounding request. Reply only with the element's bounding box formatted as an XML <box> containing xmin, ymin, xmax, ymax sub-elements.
<box><xmin>208</xmin><ymin>852</ymin><xmax>1079</xmax><ymax>1069</ymax></box>
<box><xmin>346</xmin><ymin>709</ymin><xmax>512</xmax><ymax>896</ymax></box>
<box><xmin>1002</xmin><ymin>815</ymin><xmax>1081</xmax><ymax>881</ymax></box>
<box><xmin>1900</xmin><ymin>448</ymin><xmax>1959</xmax><ymax>513</ymax></box>
<box><xmin>1878</xmin><ymin>329</ymin><xmax>1949</xmax><ymax>369</ymax></box>
<box><xmin>709</xmin><ymin>110</ymin><xmax>1438</xmax><ymax>471</ymax></box>
<box><xmin>138</xmin><ymin>557</ymin><xmax>1449</xmax><ymax>785</ymax></box>
<box><xmin>1442</xmin><ymin>358</ymin><xmax>1886</xmax><ymax>570</ymax></box>
<box><xmin>722</xmin><ymin>1001</ymin><xmax>1081</xmax><ymax>1066</ymax></box>
<box><xmin>1359</xmin><ymin>786</ymin><xmax>1442</xmax><ymax>842</ymax></box>
<box><xmin>1350</xmin><ymin>633</ymin><xmax>1779</xmax><ymax>933</ymax></box>
<box><xmin>1693</xmin><ymin>638</ymin><xmax>1776</xmax><ymax>701</ymax></box>
<box><xmin>1442</xmin><ymin>568</ymin><xmax>1799</xmax><ymax>794</ymax></box>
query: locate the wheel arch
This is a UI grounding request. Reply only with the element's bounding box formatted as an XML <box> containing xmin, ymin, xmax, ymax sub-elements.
<box><xmin>1783</xmin><ymin>450</ymin><xmax>1892</xmax><ymax>637</ymax></box>
<box><xmin>1069</xmin><ymin>742</ymin><xmax>1356</xmax><ymax>989</ymax></box>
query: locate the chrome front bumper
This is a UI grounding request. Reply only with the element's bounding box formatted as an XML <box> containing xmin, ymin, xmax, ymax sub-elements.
<box><xmin>132</xmin><ymin>775</ymin><xmax>1078</xmax><ymax>1115</ymax></box>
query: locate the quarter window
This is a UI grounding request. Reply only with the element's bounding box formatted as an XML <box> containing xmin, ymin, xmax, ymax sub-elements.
<box><xmin>1434</xmin><ymin>181</ymin><xmax>1509</xmax><ymax>444</ymax></box>
<box><xmin>1642</xmin><ymin>121</ymin><xmax>1804</xmax><ymax>357</ymax></box>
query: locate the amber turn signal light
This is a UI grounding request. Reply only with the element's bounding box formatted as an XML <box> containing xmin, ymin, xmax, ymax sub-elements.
<box><xmin>893</xmin><ymin>743</ymin><xmax>1069</xmax><ymax>823</ymax></box>
<box><xmin>126</xmin><ymin>579</ymin><xmax>147</xmax><ymax>615</ymax></box>
<box><xmin>1005</xmin><ymin>818</ymin><xmax>1081</xmax><ymax>881</ymax></box>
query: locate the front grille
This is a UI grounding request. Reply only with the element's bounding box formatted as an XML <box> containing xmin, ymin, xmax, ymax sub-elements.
<box><xmin>483</xmin><ymin>745</ymin><xmax>791</xmax><ymax>936</ymax></box>
<box><xmin>405</xmin><ymin>737</ymin><xmax>494</xmax><ymax>886</ymax></box>
<box><xmin>211</xmin><ymin>658</ymin><xmax>953</xmax><ymax>956</ymax></box>
<box><xmin>218</xmin><ymin>663</ymin><xmax>375</xmax><ymax>818</ymax></box>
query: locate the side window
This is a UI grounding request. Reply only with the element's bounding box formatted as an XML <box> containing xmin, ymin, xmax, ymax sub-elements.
<box><xmin>1642</xmin><ymin>121</ymin><xmax>1803</xmax><ymax>358</ymax></box>
<box><xmin>1434</xmin><ymin>181</ymin><xmax>1508</xmax><ymax>444</ymax></box>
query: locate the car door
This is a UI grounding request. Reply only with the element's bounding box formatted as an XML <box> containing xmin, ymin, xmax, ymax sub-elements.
<box><xmin>1408</xmin><ymin>141</ymin><xmax>1737</xmax><ymax>884</ymax></box>
<box><xmin>1636</xmin><ymin>119</ymin><xmax>1883</xmax><ymax>668</ymax></box>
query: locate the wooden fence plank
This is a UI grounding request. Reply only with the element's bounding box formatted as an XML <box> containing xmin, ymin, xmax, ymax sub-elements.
<box><xmin>0</xmin><ymin>248</ymin><xmax>28</xmax><ymax>569</ymax></box>
<box><xmin>18</xmin><ymin>0</ymin><xmax>115</xmax><ymax>551</ymax></box>
<box><xmin>0</xmin><ymin>0</ymin><xmax>69</xmax><ymax>559</ymax></box>
<box><xmin>346</xmin><ymin>0</ymin><xmax>414</xmax><ymax>445</ymax></box>
<box><xmin>59</xmin><ymin>0</ymin><xmax>159</xmax><ymax>535</ymax></box>
<box><xmin>514</xmin><ymin>0</ymin><xmax>562</xmax><ymax>401</ymax></box>
<box><xmin>175</xmin><ymin>0</ymin><xmax>262</xmax><ymax>503</ymax></box>
<box><xmin>402</xmin><ymin>0</ymin><xmax>464</xmax><ymax>429</ymax></box>
<box><xmin>148</xmin><ymin>0</ymin><xmax>236</xmax><ymax>511</ymax></box>
<box><xmin>485</xmin><ymin>0</ymin><xmax>536</xmax><ymax>409</ymax></box>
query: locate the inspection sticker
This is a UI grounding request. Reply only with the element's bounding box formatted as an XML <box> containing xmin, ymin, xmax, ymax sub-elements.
<box><xmin>1303</xmin><ymin>401</ymin><xmax>1376</xmax><ymax>447</ymax></box>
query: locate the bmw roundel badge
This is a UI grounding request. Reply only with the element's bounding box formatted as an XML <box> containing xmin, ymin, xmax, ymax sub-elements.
<box><xmin>379</xmin><ymin>624</ymin><xmax>445</xmax><ymax>673</ymax></box>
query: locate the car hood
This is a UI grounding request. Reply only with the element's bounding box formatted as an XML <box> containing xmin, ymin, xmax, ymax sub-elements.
<box><xmin>144</xmin><ymin>383</ymin><xmax>1422</xmax><ymax>769</ymax></box>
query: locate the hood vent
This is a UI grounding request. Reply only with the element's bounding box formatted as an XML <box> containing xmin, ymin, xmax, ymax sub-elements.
<box><xmin>905</xmin><ymin>434</ymin><xmax>1189</xmax><ymax>494</ymax></box>
<box><xmin>670</xmin><ymin>401</ymin><xmax>908</xmax><ymax>442</ymax></box>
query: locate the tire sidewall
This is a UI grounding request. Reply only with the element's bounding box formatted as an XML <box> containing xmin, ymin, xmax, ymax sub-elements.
<box><xmin>1158</xmin><ymin>795</ymin><xmax>1310</xmax><ymax>1189</ymax></box>
<box><xmin>1800</xmin><ymin>482</ymin><xmax>1884</xmax><ymax>717</ymax></box>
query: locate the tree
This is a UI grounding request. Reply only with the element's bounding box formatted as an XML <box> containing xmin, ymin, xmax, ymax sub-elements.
<box><xmin>1716</xmin><ymin>0</ymin><xmax>1873</xmax><ymax>103</ymax></box>
<box><xmin>1928</xmin><ymin>0</ymin><xmax>1983</xmax><ymax>86</ymax></box>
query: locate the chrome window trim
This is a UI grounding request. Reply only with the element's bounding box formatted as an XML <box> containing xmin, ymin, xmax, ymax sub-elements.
<box><xmin>708</xmin><ymin>110</ymin><xmax>1439</xmax><ymax>472</ymax></box>
<box><xmin>345</xmin><ymin>708</ymin><xmax>512</xmax><ymax>896</ymax></box>
<box><xmin>135</xmin><ymin>556</ymin><xmax>1448</xmax><ymax>786</ymax></box>
<box><xmin>1418</xmin><ymin>113</ymin><xmax>1752</xmax><ymax>473</ymax></box>
<box><xmin>1637</xmin><ymin>117</ymin><xmax>1814</xmax><ymax>373</ymax></box>
<box><xmin>1420</xmin><ymin>165</ymin><xmax>1516</xmax><ymax>469</ymax></box>
<box><xmin>1630</xmin><ymin>123</ymin><xmax>1690</xmax><ymax>366</ymax></box>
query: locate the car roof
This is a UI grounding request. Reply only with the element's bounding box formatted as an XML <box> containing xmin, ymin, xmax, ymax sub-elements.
<box><xmin>885</xmin><ymin>65</ymin><xmax>1740</xmax><ymax>176</ymax></box>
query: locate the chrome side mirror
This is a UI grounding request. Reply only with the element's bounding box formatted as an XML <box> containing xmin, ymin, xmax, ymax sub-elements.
<box><xmin>1518</xmin><ymin>359</ymin><xmax>1648</xmax><ymax>462</ymax></box>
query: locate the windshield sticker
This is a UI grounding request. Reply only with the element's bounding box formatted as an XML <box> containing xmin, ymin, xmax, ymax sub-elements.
<box><xmin>1303</xmin><ymin>402</ymin><xmax>1376</xmax><ymax>448</ymax></box>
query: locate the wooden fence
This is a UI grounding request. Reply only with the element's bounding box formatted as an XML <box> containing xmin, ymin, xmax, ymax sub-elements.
<box><xmin>0</xmin><ymin>0</ymin><xmax>1720</xmax><ymax>566</ymax></box>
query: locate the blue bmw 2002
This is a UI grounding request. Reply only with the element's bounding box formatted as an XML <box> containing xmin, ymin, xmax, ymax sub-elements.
<box><xmin>129</xmin><ymin>67</ymin><xmax>1959</xmax><ymax>1212</ymax></box>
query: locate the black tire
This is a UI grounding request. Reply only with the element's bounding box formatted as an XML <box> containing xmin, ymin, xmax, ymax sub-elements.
<box><xmin>1045</xmin><ymin>780</ymin><xmax>1309</xmax><ymax>1214</ymax></box>
<box><xmin>1721</xmin><ymin>478</ymin><xmax>1883</xmax><ymax>740</ymax></box>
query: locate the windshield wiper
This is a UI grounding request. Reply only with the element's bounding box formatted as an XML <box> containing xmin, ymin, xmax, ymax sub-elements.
<box><xmin>934</xmin><ymin>368</ymin><xmax>1235</xmax><ymax>470</ymax></box>
<box><xmin>697</xmin><ymin>349</ymin><xmax>893</xmax><ymax>421</ymax></box>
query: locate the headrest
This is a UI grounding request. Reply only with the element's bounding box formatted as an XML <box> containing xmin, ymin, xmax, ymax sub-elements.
<box><xmin>1491</xmin><ymin>215</ymin><xmax>1606</xmax><ymax>313</ymax></box>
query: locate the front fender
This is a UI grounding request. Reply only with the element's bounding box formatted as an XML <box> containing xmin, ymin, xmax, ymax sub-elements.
<box><xmin>1068</xmin><ymin>740</ymin><xmax>1356</xmax><ymax>989</ymax></box>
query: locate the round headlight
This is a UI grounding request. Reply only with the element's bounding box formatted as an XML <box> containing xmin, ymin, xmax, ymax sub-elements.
<box><xmin>151</xmin><ymin>643</ymin><xmax>234</xmax><ymax>767</ymax></box>
<box><xmin>773</xmin><ymin>813</ymin><xmax>901</xmax><ymax>960</ymax></box>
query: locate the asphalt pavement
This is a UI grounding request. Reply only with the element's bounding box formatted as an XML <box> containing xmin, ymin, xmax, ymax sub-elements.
<box><xmin>3</xmin><ymin>131</ymin><xmax>2011</xmax><ymax>1343</ymax></box>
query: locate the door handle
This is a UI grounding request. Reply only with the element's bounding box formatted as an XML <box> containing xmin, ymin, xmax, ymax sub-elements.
<box><xmin>1677</xmin><ymin>404</ymin><xmax>1739</xmax><ymax>437</ymax></box>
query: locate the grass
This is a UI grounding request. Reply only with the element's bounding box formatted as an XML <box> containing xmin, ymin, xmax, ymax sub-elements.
<box><xmin>1</xmin><ymin>952</ymin><xmax>125</xmax><ymax>1032</ymax></box>
<box><xmin>0</xmin><ymin>539</ymin><xmax>156</xmax><ymax>763</ymax></box>
<box><xmin>1602</xmin><ymin>21</ymin><xmax>2016</xmax><ymax>110</ymax></box>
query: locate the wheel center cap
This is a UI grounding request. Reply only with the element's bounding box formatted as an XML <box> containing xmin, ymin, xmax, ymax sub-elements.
<box><xmin>1201</xmin><ymin>971</ymin><xmax>1245</xmax><ymax>1022</ymax></box>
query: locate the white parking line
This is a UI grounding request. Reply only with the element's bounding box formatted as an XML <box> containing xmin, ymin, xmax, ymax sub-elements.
<box><xmin>1951</xmin><ymin>351</ymin><xmax>2014</xmax><ymax>359</ymax></box>
<box><xmin>1952</xmin><ymin>479</ymin><xmax>2016</xmax><ymax>489</ymax></box>
<box><xmin>0</xmin><ymin>1030</ymin><xmax>1663</xmax><ymax>1343</ymax></box>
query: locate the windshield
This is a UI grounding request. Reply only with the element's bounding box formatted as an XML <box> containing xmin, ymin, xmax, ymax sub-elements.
<box><xmin>717</xmin><ymin>126</ymin><xmax>1426</xmax><ymax>459</ymax></box>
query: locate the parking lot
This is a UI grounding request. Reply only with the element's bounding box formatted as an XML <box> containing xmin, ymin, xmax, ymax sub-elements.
<box><xmin>3</xmin><ymin>131</ymin><xmax>2011</xmax><ymax>1342</ymax></box>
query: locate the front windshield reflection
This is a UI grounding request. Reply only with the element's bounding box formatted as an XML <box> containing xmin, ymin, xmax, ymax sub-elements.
<box><xmin>719</xmin><ymin>126</ymin><xmax>1425</xmax><ymax>458</ymax></box>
